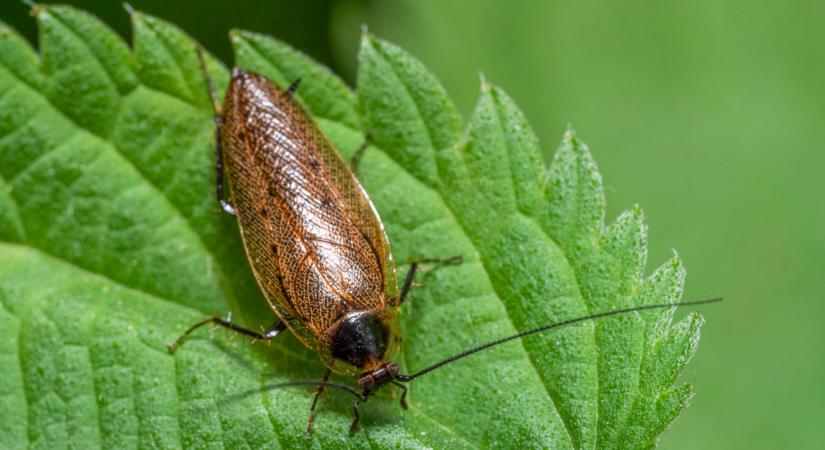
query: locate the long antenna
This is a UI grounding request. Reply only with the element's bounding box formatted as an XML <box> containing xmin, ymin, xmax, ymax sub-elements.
<box><xmin>397</xmin><ymin>298</ymin><xmax>722</xmax><ymax>383</ymax></box>
<box><xmin>220</xmin><ymin>379</ymin><xmax>366</xmax><ymax>406</ymax></box>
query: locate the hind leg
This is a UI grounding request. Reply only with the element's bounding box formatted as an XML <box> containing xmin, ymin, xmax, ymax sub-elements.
<box><xmin>167</xmin><ymin>316</ymin><xmax>286</xmax><ymax>353</ymax></box>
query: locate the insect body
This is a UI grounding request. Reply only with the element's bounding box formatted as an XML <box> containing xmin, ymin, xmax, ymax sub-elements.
<box><xmin>169</xmin><ymin>47</ymin><xmax>721</xmax><ymax>437</ymax></box>
<box><xmin>169</xmin><ymin>49</ymin><xmax>457</xmax><ymax>435</ymax></box>
<box><xmin>220</xmin><ymin>68</ymin><xmax>402</xmax><ymax>378</ymax></box>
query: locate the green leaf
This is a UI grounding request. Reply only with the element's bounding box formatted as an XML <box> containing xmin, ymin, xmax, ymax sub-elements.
<box><xmin>0</xmin><ymin>5</ymin><xmax>706</xmax><ymax>449</ymax></box>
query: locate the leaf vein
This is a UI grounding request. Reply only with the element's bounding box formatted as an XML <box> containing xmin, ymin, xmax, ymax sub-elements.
<box><xmin>138</xmin><ymin>17</ymin><xmax>200</xmax><ymax>108</ymax></box>
<box><xmin>0</xmin><ymin>173</ymin><xmax>27</xmax><ymax>242</ymax></box>
<box><xmin>49</xmin><ymin>10</ymin><xmax>135</xmax><ymax>97</ymax></box>
<box><xmin>9</xmin><ymin>303</ymin><xmax>31</xmax><ymax>449</ymax></box>
<box><xmin>258</xmin><ymin>378</ymin><xmax>289</xmax><ymax>450</ymax></box>
<box><xmin>85</xmin><ymin>309</ymin><xmax>106</xmax><ymax>448</ymax></box>
<box><xmin>407</xmin><ymin>405</ymin><xmax>478</xmax><ymax>449</ymax></box>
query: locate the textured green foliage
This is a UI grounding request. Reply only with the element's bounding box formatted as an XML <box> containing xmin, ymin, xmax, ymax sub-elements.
<box><xmin>0</xmin><ymin>5</ymin><xmax>704</xmax><ymax>449</ymax></box>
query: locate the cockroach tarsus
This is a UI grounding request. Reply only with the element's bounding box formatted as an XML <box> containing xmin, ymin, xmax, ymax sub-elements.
<box><xmin>168</xmin><ymin>45</ymin><xmax>722</xmax><ymax>437</ymax></box>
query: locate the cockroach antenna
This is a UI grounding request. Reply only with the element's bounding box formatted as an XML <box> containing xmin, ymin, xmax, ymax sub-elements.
<box><xmin>217</xmin><ymin>298</ymin><xmax>721</xmax><ymax>434</ymax></box>
<box><xmin>221</xmin><ymin>379</ymin><xmax>367</xmax><ymax>406</ymax></box>
<box><xmin>396</xmin><ymin>297</ymin><xmax>723</xmax><ymax>382</ymax></box>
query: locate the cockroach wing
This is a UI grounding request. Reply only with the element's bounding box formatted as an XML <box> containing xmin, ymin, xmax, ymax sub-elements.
<box><xmin>220</xmin><ymin>70</ymin><xmax>397</xmax><ymax>352</ymax></box>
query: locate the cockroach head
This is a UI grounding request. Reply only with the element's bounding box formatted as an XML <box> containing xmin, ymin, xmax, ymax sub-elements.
<box><xmin>357</xmin><ymin>362</ymin><xmax>399</xmax><ymax>392</ymax></box>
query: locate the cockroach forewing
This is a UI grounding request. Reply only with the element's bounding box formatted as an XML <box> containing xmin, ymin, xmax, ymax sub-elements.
<box><xmin>219</xmin><ymin>71</ymin><xmax>398</xmax><ymax>355</ymax></box>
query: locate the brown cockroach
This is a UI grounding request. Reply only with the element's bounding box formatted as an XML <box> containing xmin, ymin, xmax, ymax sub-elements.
<box><xmin>168</xmin><ymin>47</ymin><xmax>721</xmax><ymax>436</ymax></box>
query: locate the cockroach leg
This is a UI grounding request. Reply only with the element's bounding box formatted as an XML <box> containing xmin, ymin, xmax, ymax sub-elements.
<box><xmin>305</xmin><ymin>368</ymin><xmax>332</xmax><ymax>437</ymax></box>
<box><xmin>167</xmin><ymin>317</ymin><xmax>285</xmax><ymax>353</ymax></box>
<box><xmin>212</xmin><ymin>105</ymin><xmax>234</xmax><ymax>216</ymax></box>
<box><xmin>216</xmin><ymin>141</ymin><xmax>235</xmax><ymax>216</ymax></box>
<box><xmin>195</xmin><ymin>44</ymin><xmax>222</xmax><ymax>116</ymax></box>
<box><xmin>399</xmin><ymin>255</ymin><xmax>464</xmax><ymax>304</ymax></box>
<box><xmin>262</xmin><ymin>320</ymin><xmax>287</xmax><ymax>339</ymax></box>
<box><xmin>348</xmin><ymin>398</ymin><xmax>362</xmax><ymax>435</ymax></box>
<box><xmin>391</xmin><ymin>381</ymin><xmax>409</xmax><ymax>409</ymax></box>
<box><xmin>398</xmin><ymin>263</ymin><xmax>422</xmax><ymax>304</ymax></box>
<box><xmin>285</xmin><ymin>78</ymin><xmax>301</xmax><ymax>98</ymax></box>
<box><xmin>194</xmin><ymin>44</ymin><xmax>236</xmax><ymax>216</ymax></box>
<box><xmin>350</xmin><ymin>133</ymin><xmax>373</xmax><ymax>175</ymax></box>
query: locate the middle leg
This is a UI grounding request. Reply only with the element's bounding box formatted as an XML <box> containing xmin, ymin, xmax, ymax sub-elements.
<box><xmin>167</xmin><ymin>317</ymin><xmax>286</xmax><ymax>353</ymax></box>
<box><xmin>305</xmin><ymin>368</ymin><xmax>332</xmax><ymax>437</ymax></box>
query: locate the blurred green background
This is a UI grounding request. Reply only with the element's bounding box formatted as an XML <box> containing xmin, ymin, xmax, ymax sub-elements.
<box><xmin>5</xmin><ymin>0</ymin><xmax>822</xmax><ymax>448</ymax></box>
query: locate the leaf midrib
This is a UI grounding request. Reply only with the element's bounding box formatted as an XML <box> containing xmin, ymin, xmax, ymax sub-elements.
<box><xmin>0</xmin><ymin>172</ymin><xmax>27</xmax><ymax>241</ymax></box>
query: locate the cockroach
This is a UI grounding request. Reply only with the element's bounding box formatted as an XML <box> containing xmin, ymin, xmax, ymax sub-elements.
<box><xmin>168</xmin><ymin>46</ymin><xmax>721</xmax><ymax>436</ymax></box>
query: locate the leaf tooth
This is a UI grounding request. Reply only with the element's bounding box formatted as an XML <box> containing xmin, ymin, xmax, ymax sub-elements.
<box><xmin>543</xmin><ymin>130</ymin><xmax>606</xmax><ymax>246</ymax></box>
<box><xmin>640</xmin><ymin>254</ymin><xmax>687</xmax><ymax>342</ymax></box>
<box><xmin>612</xmin><ymin>255</ymin><xmax>695</xmax><ymax>447</ymax></box>
<box><xmin>621</xmin><ymin>382</ymin><xmax>694</xmax><ymax>450</ymax></box>
<box><xmin>0</xmin><ymin>19</ymin><xmax>45</xmax><ymax>91</ymax></box>
<box><xmin>487</xmin><ymin>83</ymin><xmax>544</xmax><ymax>216</ymax></box>
<box><xmin>458</xmin><ymin>77</ymin><xmax>545</xmax><ymax>216</ymax></box>
<box><xmin>357</xmin><ymin>33</ymin><xmax>461</xmax><ymax>188</ymax></box>
<box><xmin>603</xmin><ymin>204</ymin><xmax>648</xmax><ymax>296</ymax></box>
<box><xmin>478</xmin><ymin>70</ymin><xmax>492</xmax><ymax>93</ymax></box>
<box><xmin>638</xmin><ymin>312</ymin><xmax>703</xmax><ymax>412</ymax></box>
<box><xmin>36</xmin><ymin>5</ymin><xmax>123</xmax><ymax>137</ymax></box>
<box><xmin>657</xmin><ymin>312</ymin><xmax>705</xmax><ymax>379</ymax></box>
<box><xmin>131</xmin><ymin>12</ymin><xmax>225</xmax><ymax>111</ymax></box>
<box><xmin>46</xmin><ymin>5</ymin><xmax>138</xmax><ymax>94</ymax></box>
<box><xmin>461</xmin><ymin>81</ymin><xmax>515</xmax><ymax>213</ymax></box>
<box><xmin>652</xmin><ymin>384</ymin><xmax>695</xmax><ymax>444</ymax></box>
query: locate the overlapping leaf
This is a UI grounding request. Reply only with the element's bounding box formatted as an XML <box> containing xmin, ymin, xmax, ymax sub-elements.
<box><xmin>0</xmin><ymin>5</ymin><xmax>704</xmax><ymax>449</ymax></box>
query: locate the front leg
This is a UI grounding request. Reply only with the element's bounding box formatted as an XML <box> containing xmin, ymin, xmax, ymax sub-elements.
<box><xmin>391</xmin><ymin>381</ymin><xmax>409</xmax><ymax>409</ymax></box>
<box><xmin>194</xmin><ymin>44</ymin><xmax>235</xmax><ymax>216</ymax></box>
<box><xmin>399</xmin><ymin>255</ymin><xmax>463</xmax><ymax>304</ymax></box>
<box><xmin>349</xmin><ymin>133</ymin><xmax>372</xmax><ymax>176</ymax></box>
<box><xmin>348</xmin><ymin>398</ymin><xmax>363</xmax><ymax>435</ymax></box>
<box><xmin>305</xmin><ymin>368</ymin><xmax>332</xmax><ymax>437</ymax></box>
